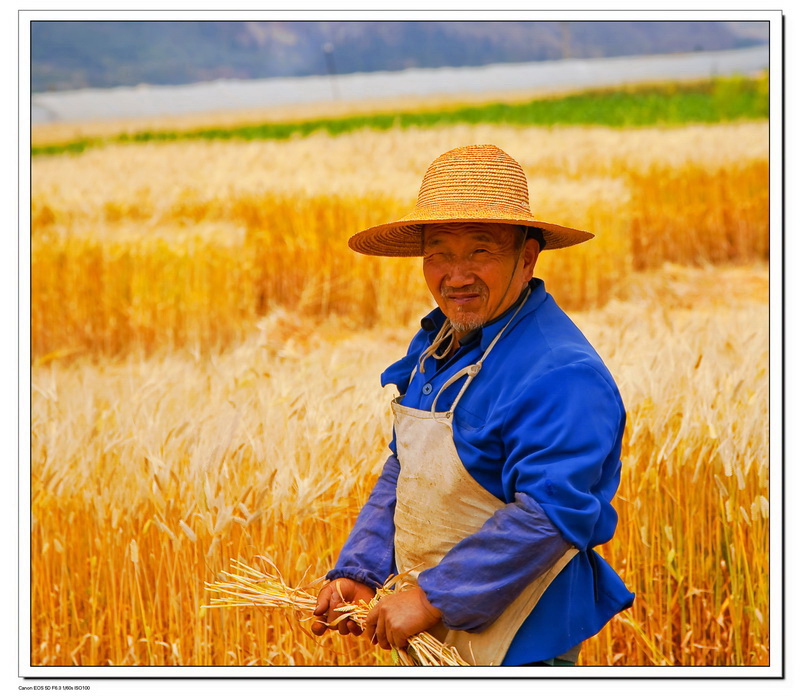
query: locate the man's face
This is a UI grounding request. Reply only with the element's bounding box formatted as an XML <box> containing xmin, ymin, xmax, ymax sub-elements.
<box><xmin>422</xmin><ymin>222</ymin><xmax>540</xmax><ymax>338</ymax></box>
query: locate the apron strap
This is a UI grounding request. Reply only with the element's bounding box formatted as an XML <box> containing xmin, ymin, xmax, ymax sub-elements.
<box><xmin>431</xmin><ymin>362</ymin><xmax>481</xmax><ymax>416</ymax></box>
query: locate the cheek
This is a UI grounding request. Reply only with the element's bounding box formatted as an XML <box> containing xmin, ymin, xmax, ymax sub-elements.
<box><xmin>473</xmin><ymin>264</ymin><xmax>504</xmax><ymax>294</ymax></box>
<box><xmin>422</xmin><ymin>264</ymin><xmax>443</xmax><ymax>296</ymax></box>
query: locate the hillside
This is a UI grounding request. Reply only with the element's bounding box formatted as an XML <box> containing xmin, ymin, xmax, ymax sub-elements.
<box><xmin>30</xmin><ymin>20</ymin><xmax>768</xmax><ymax>93</ymax></box>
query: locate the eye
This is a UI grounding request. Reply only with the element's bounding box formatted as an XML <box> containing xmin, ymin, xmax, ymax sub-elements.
<box><xmin>423</xmin><ymin>252</ymin><xmax>446</xmax><ymax>265</ymax></box>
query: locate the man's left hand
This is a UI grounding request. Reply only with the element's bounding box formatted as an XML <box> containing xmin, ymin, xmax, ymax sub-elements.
<box><xmin>364</xmin><ymin>586</ymin><xmax>442</xmax><ymax>650</ymax></box>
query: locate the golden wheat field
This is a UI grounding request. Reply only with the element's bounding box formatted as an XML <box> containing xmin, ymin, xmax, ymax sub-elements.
<box><xmin>29</xmin><ymin>109</ymin><xmax>770</xmax><ymax>668</ymax></box>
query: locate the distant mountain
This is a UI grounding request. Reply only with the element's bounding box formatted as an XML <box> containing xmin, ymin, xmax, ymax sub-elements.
<box><xmin>30</xmin><ymin>20</ymin><xmax>769</xmax><ymax>93</ymax></box>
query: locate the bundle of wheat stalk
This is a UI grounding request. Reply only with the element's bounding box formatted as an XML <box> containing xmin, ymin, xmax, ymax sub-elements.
<box><xmin>204</xmin><ymin>558</ymin><xmax>469</xmax><ymax>667</ymax></box>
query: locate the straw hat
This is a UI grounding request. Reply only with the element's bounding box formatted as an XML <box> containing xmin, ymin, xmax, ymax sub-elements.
<box><xmin>348</xmin><ymin>144</ymin><xmax>594</xmax><ymax>257</ymax></box>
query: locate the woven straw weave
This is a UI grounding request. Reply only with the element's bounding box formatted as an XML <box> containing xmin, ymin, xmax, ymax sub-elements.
<box><xmin>348</xmin><ymin>144</ymin><xmax>594</xmax><ymax>257</ymax></box>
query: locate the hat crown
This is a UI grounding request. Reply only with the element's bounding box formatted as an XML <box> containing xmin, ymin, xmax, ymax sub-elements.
<box><xmin>347</xmin><ymin>143</ymin><xmax>594</xmax><ymax>256</ymax></box>
<box><xmin>416</xmin><ymin>144</ymin><xmax>532</xmax><ymax>215</ymax></box>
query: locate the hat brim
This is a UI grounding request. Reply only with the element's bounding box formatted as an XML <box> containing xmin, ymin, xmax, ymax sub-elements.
<box><xmin>348</xmin><ymin>212</ymin><xmax>595</xmax><ymax>257</ymax></box>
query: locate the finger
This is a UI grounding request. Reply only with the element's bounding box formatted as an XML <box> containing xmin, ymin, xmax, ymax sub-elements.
<box><xmin>347</xmin><ymin>619</ymin><xmax>362</xmax><ymax>636</ymax></box>
<box><xmin>310</xmin><ymin>619</ymin><xmax>328</xmax><ymax>637</ymax></box>
<box><xmin>328</xmin><ymin>590</ymin><xmax>344</xmax><ymax>627</ymax></box>
<box><xmin>390</xmin><ymin>626</ymin><xmax>409</xmax><ymax>650</ymax></box>
<box><xmin>376</xmin><ymin>611</ymin><xmax>391</xmax><ymax>650</ymax></box>
<box><xmin>385</xmin><ymin>622</ymin><xmax>397</xmax><ymax>650</ymax></box>
<box><xmin>364</xmin><ymin>606</ymin><xmax>378</xmax><ymax>644</ymax></box>
<box><xmin>313</xmin><ymin>584</ymin><xmax>333</xmax><ymax>616</ymax></box>
<box><xmin>386</xmin><ymin>618</ymin><xmax>403</xmax><ymax>651</ymax></box>
<box><xmin>311</xmin><ymin>584</ymin><xmax>334</xmax><ymax>636</ymax></box>
<box><xmin>336</xmin><ymin>618</ymin><xmax>351</xmax><ymax>636</ymax></box>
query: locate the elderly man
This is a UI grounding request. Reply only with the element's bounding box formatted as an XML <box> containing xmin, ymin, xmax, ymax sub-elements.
<box><xmin>312</xmin><ymin>144</ymin><xmax>634</xmax><ymax>666</ymax></box>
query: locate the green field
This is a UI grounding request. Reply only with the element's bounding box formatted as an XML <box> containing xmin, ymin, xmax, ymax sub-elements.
<box><xmin>32</xmin><ymin>74</ymin><xmax>768</xmax><ymax>157</ymax></box>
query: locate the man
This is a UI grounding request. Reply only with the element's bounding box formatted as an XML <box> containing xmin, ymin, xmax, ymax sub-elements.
<box><xmin>312</xmin><ymin>144</ymin><xmax>634</xmax><ymax>666</ymax></box>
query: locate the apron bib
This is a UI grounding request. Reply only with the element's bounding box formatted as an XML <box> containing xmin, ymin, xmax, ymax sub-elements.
<box><xmin>392</xmin><ymin>292</ymin><xmax>576</xmax><ymax>666</ymax></box>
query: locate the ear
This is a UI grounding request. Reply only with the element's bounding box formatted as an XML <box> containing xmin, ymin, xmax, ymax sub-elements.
<box><xmin>522</xmin><ymin>237</ymin><xmax>540</xmax><ymax>277</ymax></box>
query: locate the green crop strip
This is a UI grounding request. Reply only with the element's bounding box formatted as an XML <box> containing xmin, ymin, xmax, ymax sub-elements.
<box><xmin>32</xmin><ymin>74</ymin><xmax>768</xmax><ymax>157</ymax></box>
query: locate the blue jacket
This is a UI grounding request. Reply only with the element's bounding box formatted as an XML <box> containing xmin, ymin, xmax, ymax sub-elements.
<box><xmin>328</xmin><ymin>278</ymin><xmax>634</xmax><ymax>664</ymax></box>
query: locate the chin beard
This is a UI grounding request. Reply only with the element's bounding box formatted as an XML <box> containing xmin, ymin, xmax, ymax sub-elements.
<box><xmin>449</xmin><ymin>315</ymin><xmax>485</xmax><ymax>334</ymax></box>
<box><xmin>442</xmin><ymin>284</ymin><xmax>489</xmax><ymax>335</ymax></box>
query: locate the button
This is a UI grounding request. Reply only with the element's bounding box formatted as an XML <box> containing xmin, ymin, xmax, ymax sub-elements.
<box><xmin>422</xmin><ymin>383</ymin><xmax>432</xmax><ymax>395</ymax></box>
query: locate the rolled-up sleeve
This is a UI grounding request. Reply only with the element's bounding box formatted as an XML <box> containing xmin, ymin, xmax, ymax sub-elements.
<box><xmin>418</xmin><ymin>492</ymin><xmax>570</xmax><ymax>631</ymax></box>
<box><xmin>326</xmin><ymin>454</ymin><xmax>400</xmax><ymax>590</ymax></box>
<box><xmin>418</xmin><ymin>361</ymin><xmax>625</xmax><ymax>631</ymax></box>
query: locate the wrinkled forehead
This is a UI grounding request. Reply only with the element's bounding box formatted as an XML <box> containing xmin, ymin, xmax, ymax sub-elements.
<box><xmin>422</xmin><ymin>222</ymin><xmax>522</xmax><ymax>248</ymax></box>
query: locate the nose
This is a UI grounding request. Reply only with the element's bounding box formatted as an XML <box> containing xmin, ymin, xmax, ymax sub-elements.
<box><xmin>443</xmin><ymin>257</ymin><xmax>477</xmax><ymax>288</ymax></box>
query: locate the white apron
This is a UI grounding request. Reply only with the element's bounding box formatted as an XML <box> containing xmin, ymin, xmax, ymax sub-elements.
<box><xmin>392</xmin><ymin>296</ymin><xmax>577</xmax><ymax>666</ymax></box>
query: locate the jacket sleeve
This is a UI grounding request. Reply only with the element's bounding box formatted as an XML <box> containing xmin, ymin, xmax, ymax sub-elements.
<box><xmin>418</xmin><ymin>491</ymin><xmax>570</xmax><ymax>632</ymax></box>
<box><xmin>326</xmin><ymin>454</ymin><xmax>400</xmax><ymax>590</ymax></box>
<box><xmin>418</xmin><ymin>361</ymin><xmax>625</xmax><ymax>632</ymax></box>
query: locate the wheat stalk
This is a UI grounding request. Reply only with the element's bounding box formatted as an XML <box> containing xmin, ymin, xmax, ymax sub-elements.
<box><xmin>204</xmin><ymin>557</ymin><xmax>469</xmax><ymax>667</ymax></box>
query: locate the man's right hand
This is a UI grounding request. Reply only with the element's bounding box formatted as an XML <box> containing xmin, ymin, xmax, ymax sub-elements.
<box><xmin>311</xmin><ymin>578</ymin><xmax>375</xmax><ymax>637</ymax></box>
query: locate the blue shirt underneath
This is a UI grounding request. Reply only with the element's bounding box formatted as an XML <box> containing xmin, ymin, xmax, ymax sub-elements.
<box><xmin>328</xmin><ymin>278</ymin><xmax>634</xmax><ymax>664</ymax></box>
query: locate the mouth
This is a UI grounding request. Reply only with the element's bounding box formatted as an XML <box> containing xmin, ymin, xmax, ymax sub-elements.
<box><xmin>445</xmin><ymin>293</ymin><xmax>481</xmax><ymax>306</ymax></box>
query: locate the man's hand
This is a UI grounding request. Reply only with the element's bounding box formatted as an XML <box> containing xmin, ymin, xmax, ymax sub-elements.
<box><xmin>364</xmin><ymin>586</ymin><xmax>442</xmax><ymax>650</ymax></box>
<box><xmin>311</xmin><ymin>578</ymin><xmax>375</xmax><ymax>637</ymax></box>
